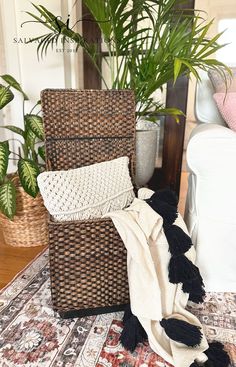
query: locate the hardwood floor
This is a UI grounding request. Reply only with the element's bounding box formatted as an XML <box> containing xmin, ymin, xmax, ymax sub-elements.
<box><xmin>0</xmin><ymin>171</ymin><xmax>188</xmax><ymax>290</ymax></box>
<box><xmin>0</xmin><ymin>231</ymin><xmax>45</xmax><ymax>289</ymax></box>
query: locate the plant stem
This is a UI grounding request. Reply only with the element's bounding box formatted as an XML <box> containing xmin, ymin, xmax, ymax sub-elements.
<box><xmin>23</xmin><ymin>99</ymin><xmax>25</xmax><ymax>126</ymax></box>
<box><xmin>129</xmin><ymin>0</ymin><xmax>138</xmax><ymax>90</ymax></box>
<box><xmin>29</xmin><ymin>101</ymin><xmax>40</xmax><ymax>114</ymax></box>
<box><xmin>10</xmin><ymin>151</ymin><xmax>21</xmax><ymax>158</ymax></box>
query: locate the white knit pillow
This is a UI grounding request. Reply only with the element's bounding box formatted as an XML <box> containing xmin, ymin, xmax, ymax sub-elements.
<box><xmin>37</xmin><ymin>156</ymin><xmax>135</xmax><ymax>222</ymax></box>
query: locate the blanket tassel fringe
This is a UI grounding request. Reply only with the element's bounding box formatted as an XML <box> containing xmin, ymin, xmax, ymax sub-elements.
<box><xmin>145</xmin><ymin>196</ymin><xmax>178</xmax><ymax>225</ymax></box>
<box><xmin>160</xmin><ymin>317</ymin><xmax>202</xmax><ymax>347</ymax></box>
<box><xmin>165</xmin><ymin>224</ymin><xmax>192</xmax><ymax>255</ymax></box>
<box><xmin>168</xmin><ymin>255</ymin><xmax>199</xmax><ymax>284</ymax></box>
<box><xmin>120</xmin><ymin>305</ymin><xmax>147</xmax><ymax>352</ymax></box>
<box><xmin>151</xmin><ymin>189</ymin><xmax>179</xmax><ymax>208</ymax></box>
<box><xmin>189</xmin><ymin>342</ymin><xmax>230</xmax><ymax>367</ymax></box>
<box><xmin>182</xmin><ymin>273</ymin><xmax>206</xmax><ymax>304</ymax></box>
<box><xmin>146</xmin><ymin>189</ymin><xmax>206</xmax><ymax>304</ymax></box>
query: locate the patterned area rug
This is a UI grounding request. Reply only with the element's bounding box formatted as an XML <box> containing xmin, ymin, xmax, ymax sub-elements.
<box><xmin>0</xmin><ymin>248</ymin><xmax>235</xmax><ymax>367</ymax></box>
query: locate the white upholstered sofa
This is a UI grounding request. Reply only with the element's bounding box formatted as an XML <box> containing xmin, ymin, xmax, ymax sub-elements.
<box><xmin>185</xmin><ymin>72</ymin><xmax>236</xmax><ymax>292</ymax></box>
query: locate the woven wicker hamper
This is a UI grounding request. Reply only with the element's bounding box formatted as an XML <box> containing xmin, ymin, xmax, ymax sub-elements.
<box><xmin>41</xmin><ymin>89</ymin><xmax>136</xmax><ymax>318</ymax></box>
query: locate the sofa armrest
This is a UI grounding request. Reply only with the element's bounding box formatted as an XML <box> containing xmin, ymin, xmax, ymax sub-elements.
<box><xmin>187</xmin><ymin>123</ymin><xmax>236</xmax><ymax>174</ymax></box>
<box><xmin>186</xmin><ymin>122</ymin><xmax>236</xmax><ymax>225</ymax></box>
<box><xmin>185</xmin><ymin>123</ymin><xmax>236</xmax><ymax>291</ymax></box>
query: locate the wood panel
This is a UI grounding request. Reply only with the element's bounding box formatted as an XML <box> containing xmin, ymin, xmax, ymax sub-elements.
<box><xmin>161</xmin><ymin>76</ymin><xmax>190</xmax><ymax>194</ymax></box>
<box><xmin>149</xmin><ymin>0</ymin><xmax>195</xmax><ymax>195</ymax></box>
<box><xmin>82</xmin><ymin>4</ymin><xmax>101</xmax><ymax>89</ymax></box>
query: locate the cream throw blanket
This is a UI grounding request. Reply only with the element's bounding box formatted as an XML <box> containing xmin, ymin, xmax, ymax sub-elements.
<box><xmin>104</xmin><ymin>188</ymin><xmax>209</xmax><ymax>367</ymax></box>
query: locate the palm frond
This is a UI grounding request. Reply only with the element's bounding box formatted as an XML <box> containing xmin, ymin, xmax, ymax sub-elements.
<box><xmin>26</xmin><ymin>0</ymin><xmax>229</xmax><ymax>118</ymax></box>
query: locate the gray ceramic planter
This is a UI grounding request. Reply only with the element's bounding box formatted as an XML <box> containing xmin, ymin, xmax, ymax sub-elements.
<box><xmin>135</xmin><ymin>129</ymin><xmax>159</xmax><ymax>187</ymax></box>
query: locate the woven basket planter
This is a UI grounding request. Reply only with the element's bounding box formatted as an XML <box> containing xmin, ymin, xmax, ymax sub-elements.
<box><xmin>0</xmin><ymin>177</ymin><xmax>48</xmax><ymax>247</ymax></box>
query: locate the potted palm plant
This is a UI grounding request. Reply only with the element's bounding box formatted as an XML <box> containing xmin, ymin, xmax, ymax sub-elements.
<box><xmin>0</xmin><ymin>74</ymin><xmax>47</xmax><ymax>247</ymax></box>
<box><xmin>24</xmin><ymin>0</ymin><xmax>229</xmax><ymax>185</ymax></box>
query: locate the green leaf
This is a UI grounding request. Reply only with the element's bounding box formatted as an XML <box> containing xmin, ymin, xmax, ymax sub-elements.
<box><xmin>38</xmin><ymin>146</ymin><xmax>46</xmax><ymax>161</ymax></box>
<box><xmin>2</xmin><ymin>125</ymin><xmax>25</xmax><ymax>137</ymax></box>
<box><xmin>157</xmin><ymin>107</ymin><xmax>185</xmax><ymax>116</ymax></box>
<box><xmin>157</xmin><ymin>107</ymin><xmax>185</xmax><ymax>123</ymax></box>
<box><xmin>25</xmin><ymin>128</ymin><xmax>36</xmax><ymax>152</ymax></box>
<box><xmin>83</xmin><ymin>0</ymin><xmax>111</xmax><ymax>41</ymax></box>
<box><xmin>195</xmin><ymin>30</ymin><xmax>225</xmax><ymax>58</ymax></box>
<box><xmin>180</xmin><ymin>59</ymin><xmax>200</xmax><ymax>80</ymax></box>
<box><xmin>173</xmin><ymin>58</ymin><xmax>182</xmax><ymax>84</ymax></box>
<box><xmin>190</xmin><ymin>18</ymin><xmax>214</xmax><ymax>55</ymax></box>
<box><xmin>18</xmin><ymin>158</ymin><xmax>39</xmax><ymax>197</ymax></box>
<box><xmin>0</xmin><ymin>74</ymin><xmax>29</xmax><ymax>100</ymax></box>
<box><xmin>2</xmin><ymin>141</ymin><xmax>10</xmax><ymax>151</ymax></box>
<box><xmin>0</xmin><ymin>141</ymin><xmax>10</xmax><ymax>182</ymax></box>
<box><xmin>25</xmin><ymin>114</ymin><xmax>44</xmax><ymax>140</ymax></box>
<box><xmin>0</xmin><ymin>181</ymin><xmax>16</xmax><ymax>219</ymax></box>
<box><xmin>0</xmin><ymin>85</ymin><xmax>14</xmax><ymax>109</ymax></box>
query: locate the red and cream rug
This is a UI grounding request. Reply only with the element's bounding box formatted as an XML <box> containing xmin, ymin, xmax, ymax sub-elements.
<box><xmin>0</xmin><ymin>248</ymin><xmax>235</xmax><ymax>367</ymax></box>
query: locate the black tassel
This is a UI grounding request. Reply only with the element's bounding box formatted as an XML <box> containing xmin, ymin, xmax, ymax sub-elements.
<box><xmin>182</xmin><ymin>270</ymin><xmax>206</xmax><ymax>304</ymax></box>
<box><xmin>122</xmin><ymin>304</ymin><xmax>132</xmax><ymax>325</ymax></box>
<box><xmin>120</xmin><ymin>314</ymin><xmax>147</xmax><ymax>352</ymax></box>
<box><xmin>189</xmin><ymin>363</ymin><xmax>200</xmax><ymax>367</ymax></box>
<box><xmin>164</xmin><ymin>224</ymin><xmax>192</xmax><ymax>255</ymax></box>
<box><xmin>204</xmin><ymin>361</ymin><xmax>215</xmax><ymax>367</ymax></box>
<box><xmin>146</xmin><ymin>198</ymin><xmax>178</xmax><ymax>225</ymax></box>
<box><xmin>204</xmin><ymin>342</ymin><xmax>230</xmax><ymax>367</ymax></box>
<box><xmin>153</xmin><ymin>189</ymin><xmax>178</xmax><ymax>208</ymax></box>
<box><xmin>160</xmin><ymin>317</ymin><xmax>202</xmax><ymax>347</ymax></box>
<box><xmin>168</xmin><ymin>254</ymin><xmax>199</xmax><ymax>284</ymax></box>
<box><xmin>188</xmin><ymin>289</ymin><xmax>206</xmax><ymax>304</ymax></box>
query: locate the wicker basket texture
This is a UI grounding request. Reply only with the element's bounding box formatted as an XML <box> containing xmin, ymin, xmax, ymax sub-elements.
<box><xmin>0</xmin><ymin>177</ymin><xmax>48</xmax><ymax>247</ymax></box>
<box><xmin>41</xmin><ymin>89</ymin><xmax>136</xmax><ymax>317</ymax></box>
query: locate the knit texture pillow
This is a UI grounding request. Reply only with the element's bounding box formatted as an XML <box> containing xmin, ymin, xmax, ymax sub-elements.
<box><xmin>213</xmin><ymin>92</ymin><xmax>236</xmax><ymax>132</ymax></box>
<box><xmin>208</xmin><ymin>68</ymin><xmax>236</xmax><ymax>93</ymax></box>
<box><xmin>37</xmin><ymin>156</ymin><xmax>135</xmax><ymax>221</ymax></box>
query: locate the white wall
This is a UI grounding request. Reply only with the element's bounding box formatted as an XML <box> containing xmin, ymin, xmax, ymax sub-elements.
<box><xmin>0</xmin><ymin>0</ymin><xmax>83</xmax><ymax>171</ymax></box>
<box><xmin>1</xmin><ymin>0</ymin><xmax>65</xmax><ymax>104</ymax></box>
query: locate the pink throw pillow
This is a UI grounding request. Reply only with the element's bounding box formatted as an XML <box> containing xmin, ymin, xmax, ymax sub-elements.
<box><xmin>213</xmin><ymin>93</ymin><xmax>236</xmax><ymax>132</ymax></box>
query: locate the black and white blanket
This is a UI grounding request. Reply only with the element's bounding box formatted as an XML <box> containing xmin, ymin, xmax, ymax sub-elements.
<box><xmin>105</xmin><ymin>188</ymin><xmax>230</xmax><ymax>367</ymax></box>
